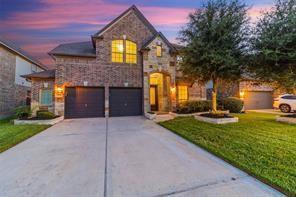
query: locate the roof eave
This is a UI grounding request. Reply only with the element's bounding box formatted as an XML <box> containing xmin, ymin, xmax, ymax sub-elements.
<box><xmin>0</xmin><ymin>41</ymin><xmax>46</xmax><ymax>70</ymax></box>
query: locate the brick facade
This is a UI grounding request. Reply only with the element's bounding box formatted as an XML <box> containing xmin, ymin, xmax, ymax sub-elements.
<box><xmin>33</xmin><ymin>6</ymin><xmax>206</xmax><ymax>116</ymax></box>
<box><xmin>0</xmin><ymin>46</ymin><xmax>31</xmax><ymax>118</ymax></box>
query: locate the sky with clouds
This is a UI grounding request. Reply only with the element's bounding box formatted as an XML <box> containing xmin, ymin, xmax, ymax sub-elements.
<box><xmin>0</xmin><ymin>0</ymin><xmax>274</xmax><ymax>67</ymax></box>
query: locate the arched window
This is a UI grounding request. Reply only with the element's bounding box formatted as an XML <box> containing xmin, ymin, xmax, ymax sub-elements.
<box><xmin>126</xmin><ymin>40</ymin><xmax>137</xmax><ymax>64</ymax></box>
<box><xmin>112</xmin><ymin>40</ymin><xmax>124</xmax><ymax>63</ymax></box>
<box><xmin>111</xmin><ymin>40</ymin><xmax>137</xmax><ymax>64</ymax></box>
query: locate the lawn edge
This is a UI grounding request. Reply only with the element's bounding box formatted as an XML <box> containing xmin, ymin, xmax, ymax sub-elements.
<box><xmin>158</xmin><ymin>122</ymin><xmax>294</xmax><ymax>197</ymax></box>
<box><xmin>0</xmin><ymin>124</ymin><xmax>51</xmax><ymax>153</ymax></box>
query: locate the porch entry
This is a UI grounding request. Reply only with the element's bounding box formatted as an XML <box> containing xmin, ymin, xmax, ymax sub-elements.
<box><xmin>149</xmin><ymin>73</ymin><xmax>171</xmax><ymax>112</ymax></box>
<box><xmin>150</xmin><ymin>85</ymin><xmax>158</xmax><ymax>111</ymax></box>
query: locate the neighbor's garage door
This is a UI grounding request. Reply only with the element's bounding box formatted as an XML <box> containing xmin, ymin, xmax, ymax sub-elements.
<box><xmin>109</xmin><ymin>88</ymin><xmax>142</xmax><ymax>117</ymax></box>
<box><xmin>244</xmin><ymin>91</ymin><xmax>273</xmax><ymax>110</ymax></box>
<box><xmin>65</xmin><ymin>87</ymin><xmax>104</xmax><ymax>119</ymax></box>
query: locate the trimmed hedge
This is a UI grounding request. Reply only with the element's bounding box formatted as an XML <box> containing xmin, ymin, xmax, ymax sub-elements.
<box><xmin>15</xmin><ymin>106</ymin><xmax>32</xmax><ymax>119</ymax></box>
<box><xmin>176</xmin><ymin>100</ymin><xmax>212</xmax><ymax>114</ymax></box>
<box><xmin>221</xmin><ymin>97</ymin><xmax>244</xmax><ymax>113</ymax></box>
<box><xmin>36</xmin><ymin>111</ymin><xmax>55</xmax><ymax>119</ymax></box>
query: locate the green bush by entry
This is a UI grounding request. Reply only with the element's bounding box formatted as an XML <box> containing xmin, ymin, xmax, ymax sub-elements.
<box><xmin>15</xmin><ymin>106</ymin><xmax>32</xmax><ymax>119</ymax></box>
<box><xmin>36</xmin><ymin>111</ymin><xmax>55</xmax><ymax>119</ymax></box>
<box><xmin>221</xmin><ymin>97</ymin><xmax>244</xmax><ymax>113</ymax></box>
<box><xmin>176</xmin><ymin>100</ymin><xmax>212</xmax><ymax>114</ymax></box>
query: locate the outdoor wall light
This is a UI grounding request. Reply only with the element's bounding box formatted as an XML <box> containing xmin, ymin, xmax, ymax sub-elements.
<box><xmin>55</xmin><ymin>85</ymin><xmax>64</xmax><ymax>98</ymax></box>
<box><xmin>170</xmin><ymin>86</ymin><xmax>176</xmax><ymax>94</ymax></box>
<box><xmin>240</xmin><ymin>91</ymin><xmax>245</xmax><ymax>99</ymax></box>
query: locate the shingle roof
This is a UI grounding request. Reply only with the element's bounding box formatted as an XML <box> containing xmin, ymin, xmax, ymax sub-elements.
<box><xmin>21</xmin><ymin>69</ymin><xmax>55</xmax><ymax>79</ymax></box>
<box><xmin>49</xmin><ymin>41</ymin><xmax>96</xmax><ymax>57</ymax></box>
<box><xmin>141</xmin><ymin>32</ymin><xmax>177</xmax><ymax>53</ymax></box>
<box><xmin>170</xmin><ymin>43</ymin><xmax>184</xmax><ymax>51</ymax></box>
<box><xmin>0</xmin><ymin>37</ymin><xmax>47</xmax><ymax>70</ymax></box>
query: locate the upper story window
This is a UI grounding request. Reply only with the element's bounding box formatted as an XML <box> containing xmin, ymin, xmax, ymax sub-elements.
<box><xmin>178</xmin><ymin>86</ymin><xmax>188</xmax><ymax>102</ymax></box>
<box><xmin>112</xmin><ymin>40</ymin><xmax>124</xmax><ymax>63</ymax></box>
<box><xmin>126</xmin><ymin>40</ymin><xmax>137</xmax><ymax>64</ymax></box>
<box><xmin>156</xmin><ymin>45</ymin><xmax>162</xmax><ymax>57</ymax></box>
<box><xmin>111</xmin><ymin>39</ymin><xmax>137</xmax><ymax>64</ymax></box>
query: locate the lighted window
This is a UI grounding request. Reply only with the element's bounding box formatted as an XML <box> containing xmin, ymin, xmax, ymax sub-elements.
<box><xmin>112</xmin><ymin>40</ymin><xmax>124</xmax><ymax>63</ymax></box>
<box><xmin>40</xmin><ymin>89</ymin><xmax>52</xmax><ymax>105</ymax></box>
<box><xmin>156</xmin><ymin>45</ymin><xmax>162</xmax><ymax>57</ymax></box>
<box><xmin>126</xmin><ymin>40</ymin><xmax>137</xmax><ymax>64</ymax></box>
<box><xmin>178</xmin><ymin>86</ymin><xmax>188</xmax><ymax>102</ymax></box>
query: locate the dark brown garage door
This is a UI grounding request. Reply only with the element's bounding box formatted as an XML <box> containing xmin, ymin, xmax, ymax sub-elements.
<box><xmin>109</xmin><ymin>88</ymin><xmax>142</xmax><ymax>117</ymax></box>
<box><xmin>244</xmin><ymin>91</ymin><xmax>273</xmax><ymax>110</ymax></box>
<box><xmin>65</xmin><ymin>87</ymin><xmax>104</xmax><ymax>119</ymax></box>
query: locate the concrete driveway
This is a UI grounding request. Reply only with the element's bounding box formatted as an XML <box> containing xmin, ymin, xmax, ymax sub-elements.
<box><xmin>0</xmin><ymin>117</ymin><xmax>282</xmax><ymax>197</ymax></box>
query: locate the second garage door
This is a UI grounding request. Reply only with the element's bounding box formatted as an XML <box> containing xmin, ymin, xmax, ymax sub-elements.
<box><xmin>244</xmin><ymin>91</ymin><xmax>273</xmax><ymax>110</ymax></box>
<box><xmin>109</xmin><ymin>88</ymin><xmax>142</xmax><ymax>117</ymax></box>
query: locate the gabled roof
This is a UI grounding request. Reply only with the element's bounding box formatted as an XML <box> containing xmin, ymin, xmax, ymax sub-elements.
<box><xmin>141</xmin><ymin>32</ymin><xmax>177</xmax><ymax>53</ymax></box>
<box><xmin>92</xmin><ymin>5</ymin><xmax>158</xmax><ymax>39</ymax></box>
<box><xmin>0</xmin><ymin>37</ymin><xmax>47</xmax><ymax>70</ymax></box>
<box><xmin>48</xmin><ymin>41</ymin><xmax>96</xmax><ymax>58</ymax></box>
<box><xmin>21</xmin><ymin>69</ymin><xmax>55</xmax><ymax>80</ymax></box>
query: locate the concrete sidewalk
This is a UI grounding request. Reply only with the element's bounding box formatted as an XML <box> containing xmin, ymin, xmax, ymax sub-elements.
<box><xmin>0</xmin><ymin>117</ymin><xmax>283</xmax><ymax>197</ymax></box>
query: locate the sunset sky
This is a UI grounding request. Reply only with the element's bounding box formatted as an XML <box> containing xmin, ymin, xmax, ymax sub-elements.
<box><xmin>0</xmin><ymin>0</ymin><xmax>274</xmax><ymax>67</ymax></box>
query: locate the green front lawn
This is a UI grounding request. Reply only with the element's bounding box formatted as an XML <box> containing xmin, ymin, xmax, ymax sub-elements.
<box><xmin>159</xmin><ymin>112</ymin><xmax>296</xmax><ymax>195</ymax></box>
<box><xmin>0</xmin><ymin>118</ymin><xmax>50</xmax><ymax>153</ymax></box>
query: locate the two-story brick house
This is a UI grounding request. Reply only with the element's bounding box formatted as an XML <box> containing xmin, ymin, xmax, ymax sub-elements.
<box><xmin>0</xmin><ymin>37</ymin><xmax>46</xmax><ymax>118</ymax></box>
<box><xmin>23</xmin><ymin>5</ymin><xmax>206</xmax><ymax>118</ymax></box>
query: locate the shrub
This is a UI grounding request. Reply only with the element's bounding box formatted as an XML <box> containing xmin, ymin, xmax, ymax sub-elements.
<box><xmin>221</xmin><ymin>97</ymin><xmax>243</xmax><ymax>113</ymax></box>
<box><xmin>36</xmin><ymin>111</ymin><xmax>55</xmax><ymax>119</ymax></box>
<box><xmin>15</xmin><ymin>106</ymin><xmax>32</xmax><ymax>119</ymax></box>
<box><xmin>177</xmin><ymin>100</ymin><xmax>212</xmax><ymax>114</ymax></box>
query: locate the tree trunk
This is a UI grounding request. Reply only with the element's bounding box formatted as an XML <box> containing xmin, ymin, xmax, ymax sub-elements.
<box><xmin>212</xmin><ymin>79</ymin><xmax>218</xmax><ymax>112</ymax></box>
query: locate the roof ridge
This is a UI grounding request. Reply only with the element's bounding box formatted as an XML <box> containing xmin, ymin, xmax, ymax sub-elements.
<box><xmin>93</xmin><ymin>5</ymin><xmax>158</xmax><ymax>38</ymax></box>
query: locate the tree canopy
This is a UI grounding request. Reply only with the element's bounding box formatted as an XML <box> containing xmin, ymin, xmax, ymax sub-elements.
<box><xmin>179</xmin><ymin>0</ymin><xmax>250</xmax><ymax>111</ymax></box>
<box><xmin>250</xmin><ymin>0</ymin><xmax>296</xmax><ymax>93</ymax></box>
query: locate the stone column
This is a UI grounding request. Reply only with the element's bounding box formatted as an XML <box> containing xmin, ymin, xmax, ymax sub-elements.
<box><xmin>143</xmin><ymin>72</ymin><xmax>150</xmax><ymax>113</ymax></box>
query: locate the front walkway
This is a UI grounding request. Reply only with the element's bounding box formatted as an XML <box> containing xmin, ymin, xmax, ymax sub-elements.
<box><xmin>0</xmin><ymin>117</ymin><xmax>282</xmax><ymax>197</ymax></box>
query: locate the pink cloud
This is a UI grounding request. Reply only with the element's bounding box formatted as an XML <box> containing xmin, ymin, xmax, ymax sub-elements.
<box><xmin>248</xmin><ymin>5</ymin><xmax>272</xmax><ymax>22</ymax></box>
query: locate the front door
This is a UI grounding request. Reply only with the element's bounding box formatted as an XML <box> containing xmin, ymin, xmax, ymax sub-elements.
<box><xmin>150</xmin><ymin>85</ymin><xmax>158</xmax><ymax>111</ymax></box>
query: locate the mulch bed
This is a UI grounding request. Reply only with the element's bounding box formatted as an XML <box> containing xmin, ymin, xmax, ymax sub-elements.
<box><xmin>200</xmin><ymin>113</ymin><xmax>234</xmax><ymax>119</ymax></box>
<box><xmin>281</xmin><ymin>114</ymin><xmax>296</xmax><ymax>118</ymax></box>
<box><xmin>19</xmin><ymin>116</ymin><xmax>60</xmax><ymax>120</ymax></box>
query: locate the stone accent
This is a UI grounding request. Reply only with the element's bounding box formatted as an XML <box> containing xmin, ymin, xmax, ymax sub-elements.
<box><xmin>143</xmin><ymin>36</ymin><xmax>177</xmax><ymax>112</ymax></box>
<box><xmin>31</xmin><ymin>78</ymin><xmax>55</xmax><ymax>115</ymax></box>
<box><xmin>0</xmin><ymin>46</ymin><xmax>31</xmax><ymax>118</ymax></box>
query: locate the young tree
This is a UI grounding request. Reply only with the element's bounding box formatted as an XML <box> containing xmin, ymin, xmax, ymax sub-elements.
<box><xmin>251</xmin><ymin>0</ymin><xmax>296</xmax><ymax>93</ymax></box>
<box><xmin>179</xmin><ymin>0</ymin><xmax>250</xmax><ymax>112</ymax></box>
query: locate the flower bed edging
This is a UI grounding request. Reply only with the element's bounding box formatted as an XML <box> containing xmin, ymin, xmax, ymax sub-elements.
<box><xmin>276</xmin><ymin>116</ymin><xmax>296</xmax><ymax>124</ymax></box>
<box><xmin>145</xmin><ymin>112</ymin><xmax>156</xmax><ymax>120</ymax></box>
<box><xmin>194</xmin><ymin>115</ymin><xmax>238</xmax><ymax>124</ymax></box>
<box><xmin>14</xmin><ymin>116</ymin><xmax>64</xmax><ymax>125</ymax></box>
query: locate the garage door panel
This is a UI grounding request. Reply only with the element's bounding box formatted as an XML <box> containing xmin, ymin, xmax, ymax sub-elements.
<box><xmin>109</xmin><ymin>88</ymin><xmax>142</xmax><ymax>117</ymax></box>
<box><xmin>65</xmin><ymin>87</ymin><xmax>105</xmax><ymax>119</ymax></box>
<box><xmin>244</xmin><ymin>91</ymin><xmax>273</xmax><ymax>110</ymax></box>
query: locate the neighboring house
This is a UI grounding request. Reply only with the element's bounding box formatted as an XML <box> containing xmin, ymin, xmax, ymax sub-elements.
<box><xmin>0</xmin><ymin>37</ymin><xmax>46</xmax><ymax>118</ymax></box>
<box><xmin>206</xmin><ymin>78</ymin><xmax>283</xmax><ymax>110</ymax></box>
<box><xmin>23</xmin><ymin>5</ymin><xmax>206</xmax><ymax>118</ymax></box>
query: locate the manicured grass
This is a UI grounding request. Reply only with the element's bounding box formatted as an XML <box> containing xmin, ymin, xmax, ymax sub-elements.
<box><xmin>0</xmin><ymin>118</ymin><xmax>50</xmax><ymax>153</ymax></box>
<box><xmin>159</xmin><ymin>112</ymin><xmax>296</xmax><ymax>195</ymax></box>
